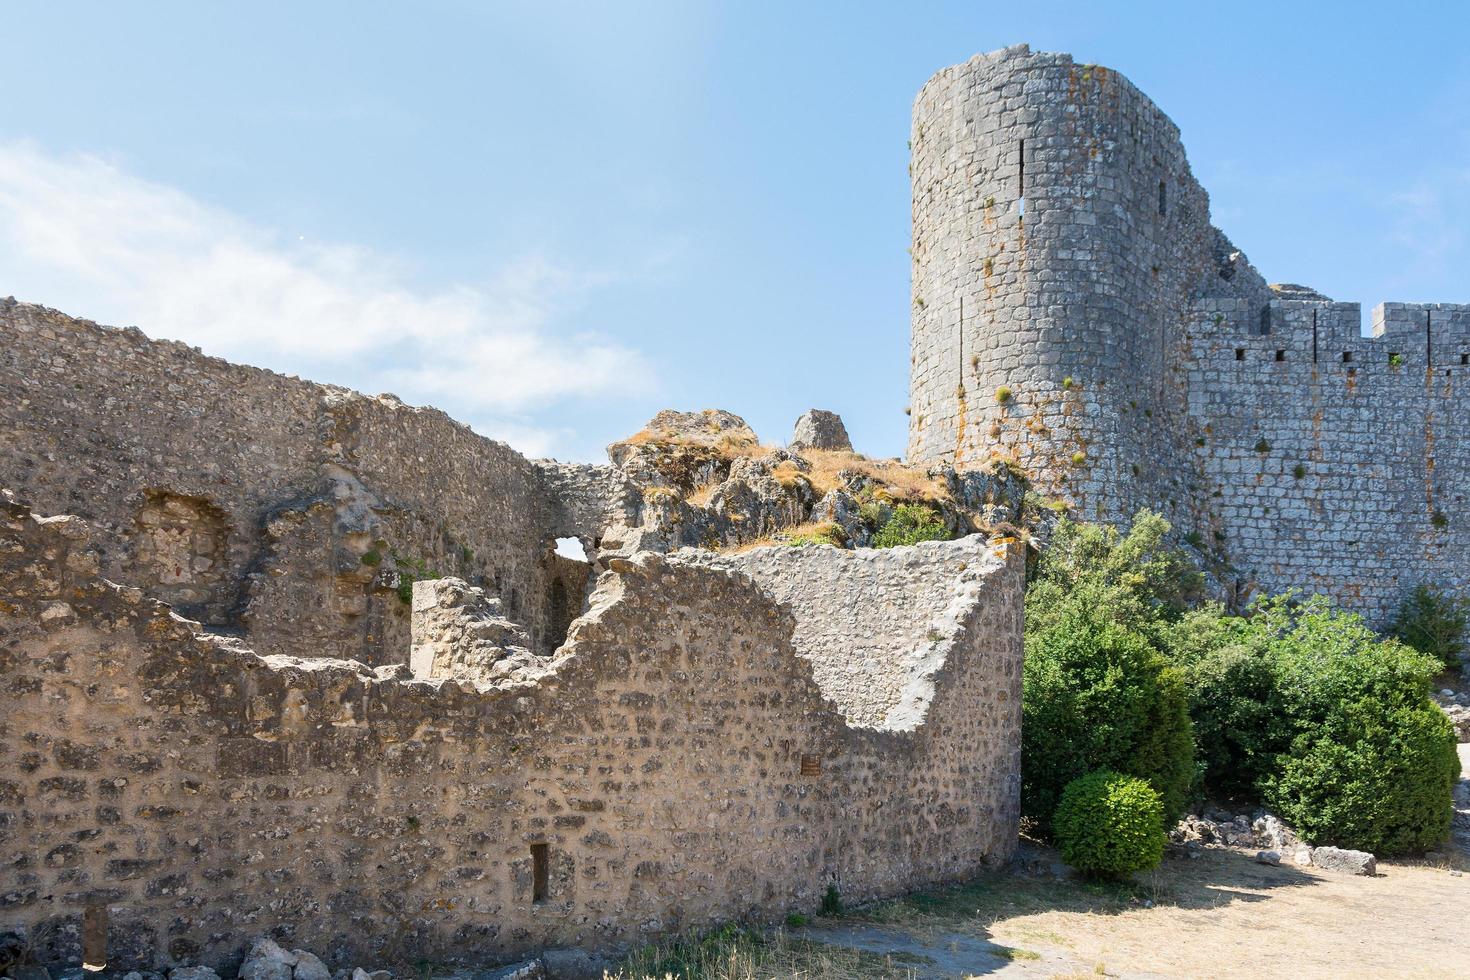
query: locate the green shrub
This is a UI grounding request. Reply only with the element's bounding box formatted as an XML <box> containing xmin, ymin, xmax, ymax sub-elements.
<box><xmin>1173</xmin><ymin>636</ymin><xmax>1281</xmax><ymax>799</ymax></box>
<box><xmin>1265</xmin><ymin>703</ymin><xmax>1458</xmax><ymax>855</ymax></box>
<box><xmin>1023</xmin><ymin>603</ymin><xmax>1194</xmax><ymax>834</ymax></box>
<box><xmin>1163</xmin><ymin>594</ymin><xmax>1457</xmax><ymax>854</ymax></box>
<box><xmin>871</xmin><ymin>505</ymin><xmax>950</xmax><ymax>548</ymax></box>
<box><xmin>1053</xmin><ymin>770</ymin><xmax>1165</xmax><ymax>879</ymax></box>
<box><xmin>995</xmin><ymin>385</ymin><xmax>1013</xmax><ymax>403</ymax></box>
<box><xmin>1026</xmin><ymin>510</ymin><xmax>1204</xmax><ymax>638</ymax></box>
<box><xmin>819</xmin><ymin>884</ymin><xmax>843</xmax><ymax>916</ymax></box>
<box><xmin>1391</xmin><ymin>583</ymin><xmax>1468</xmax><ymax>669</ymax></box>
<box><xmin>784</xmin><ymin>912</ymin><xmax>809</xmax><ymax>928</ymax></box>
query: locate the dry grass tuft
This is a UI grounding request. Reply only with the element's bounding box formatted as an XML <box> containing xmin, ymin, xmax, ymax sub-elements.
<box><xmin>795</xmin><ymin>449</ymin><xmax>949</xmax><ymax>504</ymax></box>
<box><xmin>610</xmin><ymin>926</ymin><xmax>924</xmax><ymax>980</ymax></box>
<box><xmin>686</xmin><ymin>482</ymin><xmax>721</xmax><ymax>508</ymax></box>
<box><xmin>719</xmin><ymin>520</ymin><xmax>846</xmax><ymax>554</ymax></box>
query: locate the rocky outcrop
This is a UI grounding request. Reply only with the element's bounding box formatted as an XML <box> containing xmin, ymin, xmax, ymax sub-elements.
<box><xmin>594</xmin><ymin>410</ymin><xmax>1032</xmax><ymax>560</ymax></box>
<box><xmin>790</xmin><ymin>410</ymin><xmax>852</xmax><ymax>452</ymax></box>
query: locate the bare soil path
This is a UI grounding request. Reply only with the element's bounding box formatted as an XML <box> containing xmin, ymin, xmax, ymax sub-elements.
<box><xmin>798</xmin><ymin>746</ymin><xmax>1470</xmax><ymax>979</ymax></box>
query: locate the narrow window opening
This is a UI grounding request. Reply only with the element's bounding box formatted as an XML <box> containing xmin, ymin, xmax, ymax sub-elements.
<box><xmin>1342</xmin><ymin>351</ymin><xmax>1353</xmax><ymax>363</ymax></box>
<box><xmin>1258</xmin><ymin>306</ymin><xmax>1272</xmax><ymax>336</ymax></box>
<box><xmin>1427</xmin><ymin>310</ymin><xmax>1433</xmax><ymax>368</ymax></box>
<box><xmin>1017</xmin><ymin>139</ymin><xmax>1025</xmax><ymax>217</ymax></box>
<box><xmin>83</xmin><ymin>904</ymin><xmax>108</xmax><ymax>971</ymax></box>
<box><xmin>1275</xmin><ymin>350</ymin><xmax>1286</xmax><ymax>362</ymax></box>
<box><xmin>1235</xmin><ymin>348</ymin><xmax>1246</xmax><ymax>361</ymax></box>
<box><xmin>531</xmin><ymin>843</ymin><xmax>549</xmax><ymax>904</ymax></box>
<box><xmin>1460</xmin><ymin>353</ymin><xmax>1467</xmax><ymax>365</ymax></box>
<box><xmin>1158</xmin><ymin>179</ymin><xmax>1167</xmax><ymax>216</ymax></box>
<box><xmin>1311</xmin><ymin>309</ymin><xmax>1319</xmax><ymax>364</ymax></box>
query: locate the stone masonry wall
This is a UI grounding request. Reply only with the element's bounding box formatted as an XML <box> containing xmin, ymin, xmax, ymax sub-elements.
<box><xmin>909</xmin><ymin>45</ymin><xmax>1466</xmax><ymax>625</ymax></box>
<box><xmin>687</xmin><ymin>537</ymin><xmax>1004</xmax><ymax>729</ymax></box>
<box><xmin>0</xmin><ymin>495</ymin><xmax>1023</xmax><ymax>973</ymax></box>
<box><xmin>0</xmin><ymin>299</ymin><xmax>575</xmax><ymax>663</ymax></box>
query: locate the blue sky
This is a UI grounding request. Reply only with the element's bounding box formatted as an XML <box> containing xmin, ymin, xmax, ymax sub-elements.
<box><xmin>3</xmin><ymin>1</ymin><xmax>1467</xmax><ymax>461</ymax></box>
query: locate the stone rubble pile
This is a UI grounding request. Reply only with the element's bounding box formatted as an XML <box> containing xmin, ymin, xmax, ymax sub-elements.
<box><xmin>1170</xmin><ymin>810</ymin><xmax>1377</xmax><ymax>875</ymax></box>
<box><xmin>1432</xmin><ymin>686</ymin><xmax>1470</xmax><ymax>742</ymax></box>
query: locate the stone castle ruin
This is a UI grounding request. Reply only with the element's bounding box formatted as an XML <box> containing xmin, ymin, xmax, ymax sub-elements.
<box><xmin>0</xmin><ymin>299</ymin><xmax>1022</xmax><ymax>972</ymax></box>
<box><xmin>909</xmin><ymin>44</ymin><xmax>1467</xmax><ymax>625</ymax></box>
<box><xmin>0</xmin><ymin>41</ymin><xmax>1459</xmax><ymax>976</ymax></box>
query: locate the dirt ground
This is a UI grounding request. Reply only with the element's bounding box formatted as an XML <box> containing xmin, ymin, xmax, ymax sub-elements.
<box><xmin>796</xmin><ymin>744</ymin><xmax>1470</xmax><ymax>979</ymax></box>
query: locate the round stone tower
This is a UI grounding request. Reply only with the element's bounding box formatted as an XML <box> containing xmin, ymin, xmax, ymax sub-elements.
<box><xmin>907</xmin><ymin>44</ymin><xmax>1218</xmax><ymax>525</ymax></box>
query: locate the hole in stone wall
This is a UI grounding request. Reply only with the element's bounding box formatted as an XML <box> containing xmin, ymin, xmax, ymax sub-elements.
<box><xmin>531</xmin><ymin>842</ymin><xmax>549</xmax><ymax>904</ymax></box>
<box><xmin>554</xmin><ymin>537</ymin><xmax>588</xmax><ymax>562</ymax></box>
<box><xmin>1235</xmin><ymin>348</ymin><xmax>1245</xmax><ymax>361</ymax></box>
<box><xmin>82</xmin><ymin>904</ymin><xmax>108</xmax><ymax>970</ymax></box>
<box><xmin>1342</xmin><ymin>351</ymin><xmax>1353</xmax><ymax>363</ymax></box>
<box><xmin>1461</xmin><ymin>353</ymin><xmax>1467</xmax><ymax>365</ymax></box>
<box><xmin>1275</xmin><ymin>350</ymin><xmax>1286</xmax><ymax>362</ymax></box>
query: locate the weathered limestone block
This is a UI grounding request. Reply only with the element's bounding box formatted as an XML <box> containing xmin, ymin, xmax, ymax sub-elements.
<box><xmin>1309</xmin><ymin>846</ymin><xmax>1377</xmax><ymax>876</ymax></box>
<box><xmin>790</xmin><ymin>410</ymin><xmax>852</xmax><ymax>452</ymax></box>
<box><xmin>409</xmin><ymin>577</ymin><xmax>546</xmax><ymax>686</ymax></box>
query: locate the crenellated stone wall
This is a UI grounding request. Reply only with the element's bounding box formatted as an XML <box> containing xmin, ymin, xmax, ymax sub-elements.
<box><xmin>0</xmin><ymin>494</ymin><xmax>1023</xmax><ymax>973</ymax></box>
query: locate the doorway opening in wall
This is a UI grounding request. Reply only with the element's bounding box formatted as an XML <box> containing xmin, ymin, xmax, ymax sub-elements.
<box><xmin>547</xmin><ymin>537</ymin><xmax>591</xmax><ymax>652</ymax></box>
<box><xmin>531</xmin><ymin>842</ymin><xmax>550</xmax><ymax>904</ymax></box>
<box><xmin>82</xmin><ymin>905</ymin><xmax>107</xmax><ymax>972</ymax></box>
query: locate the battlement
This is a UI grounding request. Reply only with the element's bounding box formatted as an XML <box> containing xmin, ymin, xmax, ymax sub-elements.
<box><xmin>1194</xmin><ymin>297</ymin><xmax>1470</xmax><ymax>374</ymax></box>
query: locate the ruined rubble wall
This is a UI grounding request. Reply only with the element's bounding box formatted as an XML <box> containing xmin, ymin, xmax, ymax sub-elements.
<box><xmin>0</xmin><ymin>498</ymin><xmax>1022</xmax><ymax>972</ymax></box>
<box><xmin>687</xmin><ymin>537</ymin><xmax>999</xmax><ymax>728</ymax></box>
<box><xmin>1185</xmin><ymin>300</ymin><xmax>1470</xmax><ymax>624</ymax></box>
<box><xmin>0</xmin><ymin>299</ymin><xmax>568</xmax><ymax>662</ymax></box>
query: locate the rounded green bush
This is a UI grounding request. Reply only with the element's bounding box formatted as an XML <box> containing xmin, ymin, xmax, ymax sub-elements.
<box><xmin>1054</xmin><ymin>770</ymin><xmax>1165</xmax><ymax>879</ymax></box>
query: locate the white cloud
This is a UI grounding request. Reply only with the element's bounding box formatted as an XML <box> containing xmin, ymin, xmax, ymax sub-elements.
<box><xmin>0</xmin><ymin>140</ymin><xmax>652</xmax><ymax>455</ymax></box>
